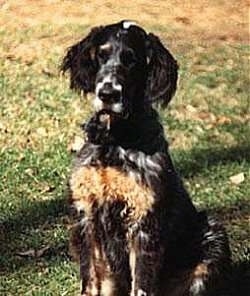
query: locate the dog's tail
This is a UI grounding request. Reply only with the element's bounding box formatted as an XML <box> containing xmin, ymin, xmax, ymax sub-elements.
<box><xmin>189</xmin><ymin>212</ymin><xmax>232</xmax><ymax>296</ymax></box>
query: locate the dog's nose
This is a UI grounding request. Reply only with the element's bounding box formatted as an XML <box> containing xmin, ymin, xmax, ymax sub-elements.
<box><xmin>98</xmin><ymin>82</ymin><xmax>121</xmax><ymax>103</ymax></box>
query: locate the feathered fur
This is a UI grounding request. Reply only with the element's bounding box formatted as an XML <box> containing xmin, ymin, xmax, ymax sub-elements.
<box><xmin>62</xmin><ymin>21</ymin><xmax>231</xmax><ymax>296</ymax></box>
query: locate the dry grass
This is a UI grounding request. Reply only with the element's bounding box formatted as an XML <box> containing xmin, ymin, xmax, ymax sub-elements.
<box><xmin>0</xmin><ymin>0</ymin><xmax>249</xmax><ymax>42</ymax></box>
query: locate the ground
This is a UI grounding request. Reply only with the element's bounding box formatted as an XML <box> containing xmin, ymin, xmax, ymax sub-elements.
<box><xmin>0</xmin><ymin>0</ymin><xmax>249</xmax><ymax>295</ymax></box>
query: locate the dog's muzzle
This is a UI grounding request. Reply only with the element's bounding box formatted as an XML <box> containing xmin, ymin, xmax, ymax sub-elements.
<box><xmin>98</xmin><ymin>82</ymin><xmax>121</xmax><ymax>104</ymax></box>
<box><xmin>94</xmin><ymin>75</ymin><xmax>123</xmax><ymax>114</ymax></box>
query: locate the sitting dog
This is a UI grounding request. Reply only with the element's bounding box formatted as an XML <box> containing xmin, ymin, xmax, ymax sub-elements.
<box><xmin>62</xmin><ymin>20</ymin><xmax>231</xmax><ymax>296</ymax></box>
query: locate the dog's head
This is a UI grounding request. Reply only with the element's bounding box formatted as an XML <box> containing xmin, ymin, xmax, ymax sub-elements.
<box><xmin>61</xmin><ymin>20</ymin><xmax>178</xmax><ymax>117</ymax></box>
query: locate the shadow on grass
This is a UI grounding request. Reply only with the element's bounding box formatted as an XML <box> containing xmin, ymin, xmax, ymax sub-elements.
<box><xmin>228</xmin><ymin>260</ymin><xmax>250</xmax><ymax>296</ymax></box>
<box><xmin>172</xmin><ymin>142</ymin><xmax>250</xmax><ymax>178</ymax></box>
<box><xmin>173</xmin><ymin>142</ymin><xmax>250</xmax><ymax>294</ymax></box>
<box><xmin>212</xmin><ymin>204</ymin><xmax>250</xmax><ymax>295</ymax></box>
<box><xmin>0</xmin><ymin>143</ymin><xmax>249</xmax><ymax>292</ymax></box>
<box><xmin>0</xmin><ymin>196</ymin><xmax>69</xmax><ymax>274</ymax></box>
<box><xmin>1</xmin><ymin>198</ymin><xmax>249</xmax><ymax>292</ymax></box>
<box><xmin>1</xmin><ymin>195</ymin><xmax>67</xmax><ymax>234</ymax></box>
<box><xmin>211</xmin><ymin>259</ymin><xmax>250</xmax><ymax>296</ymax></box>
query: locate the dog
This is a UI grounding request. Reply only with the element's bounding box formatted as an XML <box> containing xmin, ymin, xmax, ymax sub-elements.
<box><xmin>62</xmin><ymin>20</ymin><xmax>231</xmax><ymax>296</ymax></box>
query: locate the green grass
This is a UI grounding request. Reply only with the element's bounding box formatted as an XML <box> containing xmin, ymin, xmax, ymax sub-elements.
<box><xmin>0</xmin><ymin>20</ymin><xmax>249</xmax><ymax>295</ymax></box>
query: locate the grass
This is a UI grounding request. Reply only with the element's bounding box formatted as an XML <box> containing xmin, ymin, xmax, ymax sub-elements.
<box><xmin>0</xmin><ymin>2</ymin><xmax>249</xmax><ymax>295</ymax></box>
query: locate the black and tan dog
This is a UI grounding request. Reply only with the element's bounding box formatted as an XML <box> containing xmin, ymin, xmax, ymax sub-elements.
<box><xmin>62</xmin><ymin>20</ymin><xmax>231</xmax><ymax>296</ymax></box>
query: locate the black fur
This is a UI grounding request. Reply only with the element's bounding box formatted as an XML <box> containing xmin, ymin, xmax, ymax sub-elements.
<box><xmin>61</xmin><ymin>21</ymin><xmax>178</xmax><ymax>108</ymax></box>
<box><xmin>63</xmin><ymin>21</ymin><xmax>231</xmax><ymax>296</ymax></box>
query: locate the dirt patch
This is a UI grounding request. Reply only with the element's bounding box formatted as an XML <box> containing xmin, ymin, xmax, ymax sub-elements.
<box><xmin>0</xmin><ymin>0</ymin><xmax>249</xmax><ymax>44</ymax></box>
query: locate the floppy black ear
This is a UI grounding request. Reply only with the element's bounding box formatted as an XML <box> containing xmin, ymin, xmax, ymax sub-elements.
<box><xmin>61</xmin><ymin>26</ymin><xmax>103</xmax><ymax>93</ymax></box>
<box><xmin>146</xmin><ymin>33</ymin><xmax>178</xmax><ymax>107</ymax></box>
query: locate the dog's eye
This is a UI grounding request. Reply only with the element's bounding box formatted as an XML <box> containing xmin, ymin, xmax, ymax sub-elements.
<box><xmin>98</xmin><ymin>44</ymin><xmax>112</xmax><ymax>62</ymax></box>
<box><xmin>120</xmin><ymin>49</ymin><xmax>137</xmax><ymax>68</ymax></box>
<box><xmin>98</xmin><ymin>49</ymin><xmax>110</xmax><ymax>62</ymax></box>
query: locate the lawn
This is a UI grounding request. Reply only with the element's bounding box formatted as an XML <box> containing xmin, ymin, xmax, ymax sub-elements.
<box><xmin>0</xmin><ymin>1</ymin><xmax>249</xmax><ymax>295</ymax></box>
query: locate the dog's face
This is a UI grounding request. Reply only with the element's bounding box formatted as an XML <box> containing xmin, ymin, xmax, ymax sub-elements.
<box><xmin>61</xmin><ymin>20</ymin><xmax>178</xmax><ymax>117</ymax></box>
<box><xmin>93</xmin><ymin>21</ymin><xmax>149</xmax><ymax>115</ymax></box>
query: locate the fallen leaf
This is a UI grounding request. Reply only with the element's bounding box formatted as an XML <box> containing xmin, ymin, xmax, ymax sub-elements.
<box><xmin>186</xmin><ymin>104</ymin><xmax>197</xmax><ymax>113</ymax></box>
<box><xmin>16</xmin><ymin>245</ymin><xmax>50</xmax><ymax>258</ymax></box>
<box><xmin>41</xmin><ymin>67</ymin><xmax>54</xmax><ymax>77</ymax></box>
<box><xmin>216</xmin><ymin>116</ymin><xmax>232</xmax><ymax>125</ymax></box>
<box><xmin>36</xmin><ymin>246</ymin><xmax>50</xmax><ymax>257</ymax></box>
<box><xmin>16</xmin><ymin>249</ymin><xmax>36</xmax><ymax>258</ymax></box>
<box><xmin>24</xmin><ymin>168</ymin><xmax>34</xmax><ymax>176</ymax></box>
<box><xmin>40</xmin><ymin>184</ymin><xmax>55</xmax><ymax>194</ymax></box>
<box><xmin>229</xmin><ymin>173</ymin><xmax>245</xmax><ymax>185</ymax></box>
<box><xmin>175</xmin><ymin>16</ymin><xmax>191</xmax><ymax>25</ymax></box>
<box><xmin>36</xmin><ymin>127</ymin><xmax>47</xmax><ymax>136</ymax></box>
<box><xmin>198</xmin><ymin>111</ymin><xmax>216</xmax><ymax>122</ymax></box>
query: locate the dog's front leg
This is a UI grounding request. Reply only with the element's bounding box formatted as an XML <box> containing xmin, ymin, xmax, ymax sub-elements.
<box><xmin>76</xmin><ymin>217</ymin><xmax>100</xmax><ymax>296</ymax></box>
<box><xmin>68</xmin><ymin>211</ymin><xmax>93</xmax><ymax>295</ymax></box>
<box><xmin>79</xmin><ymin>225</ymin><xmax>92</xmax><ymax>296</ymax></box>
<box><xmin>130</xmin><ymin>223</ymin><xmax>163</xmax><ymax>296</ymax></box>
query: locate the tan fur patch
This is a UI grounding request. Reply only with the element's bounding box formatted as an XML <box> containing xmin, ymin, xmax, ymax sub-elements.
<box><xmin>193</xmin><ymin>263</ymin><xmax>208</xmax><ymax>278</ymax></box>
<box><xmin>84</xmin><ymin>243</ymin><xmax>105</xmax><ymax>296</ymax></box>
<box><xmin>90</xmin><ymin>47</ymin><xmax>96</xmax><ymax>60</ymax></box>
<box><xmin>70</xmin><ymin>166</ymin><xmax>154</xmax><ymax>220</ymax></box>
<box><xmin>90</xmin><ymin>243</ymin><xmax>115</xmax><ymax>296</ymax></box>
<box><xmin>101</xmin><ymin>278</ymin><xmax>115</xmax><ymax>296</ymax></box>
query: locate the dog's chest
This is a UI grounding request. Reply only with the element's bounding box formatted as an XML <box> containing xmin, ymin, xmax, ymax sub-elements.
<box><xmin>70</xmin><ymin>165</ymin><xmax>155</xmax><ymax>221</ymax></box>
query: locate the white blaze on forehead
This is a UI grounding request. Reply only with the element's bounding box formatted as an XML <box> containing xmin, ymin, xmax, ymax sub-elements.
<box><xmin>123</xmin><ymin>21</ymin><xmax>137</xmax><ymax>29</ymax></box>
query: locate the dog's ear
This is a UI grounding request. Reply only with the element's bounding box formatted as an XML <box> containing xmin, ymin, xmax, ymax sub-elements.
<box><xmin>146</xmin><ymin>33</ymin><xmax>178</xmax><ymax>107</ymax></box>
<box><xmin>61</xmin><ymin>26</ymin><xmax>103</xmax><ymax>94</ymax></box>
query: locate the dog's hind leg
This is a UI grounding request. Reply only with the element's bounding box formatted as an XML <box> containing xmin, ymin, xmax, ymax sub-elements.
<box><xmin>188</xmin><ymin>214</ymin><xmax>231</xmax><ymax>296</ymax></box>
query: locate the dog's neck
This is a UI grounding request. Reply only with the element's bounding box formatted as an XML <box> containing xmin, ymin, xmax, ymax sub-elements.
<box><xmin>84</xmin><ymin>108</ymin><xmax>169</xmax><ymax>155</ymax></box>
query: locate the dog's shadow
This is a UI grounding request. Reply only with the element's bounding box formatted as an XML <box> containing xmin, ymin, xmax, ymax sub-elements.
<box><xmin>0</xmin><ymin>196</ymin><xmax>69</xmax><ymax>275</ymax></box>
<box><xmin>0</xmin><ymin>144</ymin><xmax>249</xmax><ymax>294</ymax></box>
<box><xmin>174</xmin><ymin>143</ymin><xmax>250</xmax><ymax>295</ymax></box>
<box><xmin>228</xmin><ymin>260</ymin><xmax>250</xmax><ymax>296</ymax></box>
<box><xmin>172</xmin><ymin>143</ymin><xmax>250</xmax><ymax>178</ymax></box>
